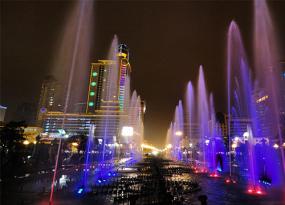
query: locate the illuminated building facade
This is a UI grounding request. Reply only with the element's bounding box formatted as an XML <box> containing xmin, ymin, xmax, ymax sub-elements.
<box><xmin>42</xmin><ymin>44</ymin><xmax>143</xmax><ymax>148</ymax></box>
<box><xmin>86</xmin><ymin>44</ymin><xmax>131</xmax><ymax>113</ymax></box>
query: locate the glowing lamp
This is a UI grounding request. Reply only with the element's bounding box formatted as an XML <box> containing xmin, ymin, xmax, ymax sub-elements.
<box><xmin>23</xmin><ymin>140</ymin><xmax>30</xmax><ymax>145</ymax></box>
<box><xmin>72</xmin><ymin>142</ymin><xmax>79</xmax><ymax>147</ymax></box>
<box><xmin>121</xmin><ymin>126</ymin><xmax>134</xmax><ymax>137</ymax></box>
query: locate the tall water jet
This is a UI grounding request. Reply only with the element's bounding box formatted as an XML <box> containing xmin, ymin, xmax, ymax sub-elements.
<box><xmin>254</xmin><ymin>0</ymin><xmax>285</xmax><ymax>185</ymax></box>
<box><xmin>101</xmin><ymin>36</ymin><xmax>119</xmax><ymax>164</ymax></box>
<box><xmin>171</xmin><ymin>101</ymin><xmax>184</xmax><ymax>161</ymax></box>
<box><xmin>49</xmin><ymin>0</ymin><xmax>93</xmax><ymax>203</ymax></box>
<box><xmin>186</xmin><ymin>81</ymin><xmax>195</xmax><ymax>162</ymax></box>
<box><xmin>82</xmin><ymin>124</ymin><xmax>95</xmax><ymax>189</ymax></box>
<box><xmin>209</xmin><ymin>93</ymin><xmax>217</xmax><ymax>173</ymax></box>
<box><xmin>226</xmin><ymin>21</ymin><xmax>258</xmax><ymax>184</ymax></box>
<box><xmin>197</xmin><ymin>65</ymin><xmax>210</xmax><ymax>169</ymax></box>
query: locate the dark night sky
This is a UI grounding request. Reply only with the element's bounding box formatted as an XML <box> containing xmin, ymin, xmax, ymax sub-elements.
<box><xmin>1</xmin><ymin>0</ymin><xmax>285</xmax><ymax>147</ymax></box>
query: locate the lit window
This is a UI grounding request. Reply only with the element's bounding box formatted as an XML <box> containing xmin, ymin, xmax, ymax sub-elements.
<box><xmin>89</xmin><ymin>102</ymin><xmax>94</xmax><ymax>106</ymax></box>
<box><xmin>90</xmin><ymin>91</ymin><xmax>95</xmax><ymax>96</ymax></box>
<box><xmin>91</xmin><ymin>82</ymin><xmax>96</xmax><ymax>86</ymax></box>
<box><xmin>92</xmin><ymin>72</ymin><xmax>98</xmax><ymax>77</ymax></box>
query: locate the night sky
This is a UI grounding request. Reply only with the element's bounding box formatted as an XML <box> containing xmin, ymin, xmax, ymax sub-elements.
<box><xmin>2</xmin><ymin>0</ymin><xmax>285</xmax><ymax>147</ymax></box>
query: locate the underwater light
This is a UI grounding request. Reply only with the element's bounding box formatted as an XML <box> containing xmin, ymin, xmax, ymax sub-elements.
<box><xmin>77</xmin><ymin>188</ymin><xmax>84</xmax><ymax>194</ymax></box>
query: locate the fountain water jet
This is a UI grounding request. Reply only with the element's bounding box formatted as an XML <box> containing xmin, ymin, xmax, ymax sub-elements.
<box><xmin>197</xmin><ymin>65</ymin><xmax>210</xmax><ymax>171</ymax></box>
<box><xmin>254</xmin><ymin>0</ymin><xmax>285</xmax><ymax>185</ymax></box>
<box><xmin>49</xmin><ymin>0</ymin><xmax>93</xmax><ymax>203</ymax></box>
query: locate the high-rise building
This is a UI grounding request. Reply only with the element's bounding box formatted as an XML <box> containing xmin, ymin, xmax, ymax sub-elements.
<box><xmin>37</xmin><ymin>76</ymin><xmax>62</xmax><ymax>122</ymax></box>
<box><xmin>42</xmin><ymin>44</ymin><xmax>142</xmax><ymax>144</ymax></box>
<box><xmin>86</xmin><ymin>44</ymin><xmax>131</xmax><ymax>113</ymax></box>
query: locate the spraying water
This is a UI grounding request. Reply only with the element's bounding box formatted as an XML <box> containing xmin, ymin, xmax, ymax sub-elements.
<box><xmin>49</xmin><ymin>0</ymin><xmax>93</xmax><ymax>203</ymax></box>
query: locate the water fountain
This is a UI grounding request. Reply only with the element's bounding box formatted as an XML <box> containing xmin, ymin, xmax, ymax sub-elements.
<box><xmin>185</xmin><ymin>81</ymin><xmax>195</xmax><ymax>164</ymax></box>
<box><xmin>254</xmin><ymin>0</ymin><xmax>285</xmax><ymax>186</ymax></box>
<box><xmin>197</xmin><ymin>66</ymin><xmax>210</xmax><ymax>172</ymax></box>
<box><xmin>49</xmin><ymin>0</ymin><xmax>93</xmax><ymax>203</ymax></box>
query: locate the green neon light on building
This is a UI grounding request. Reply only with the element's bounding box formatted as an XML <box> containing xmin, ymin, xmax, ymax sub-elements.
<box><xmin>92</xmin><ymin>72</ymin><xmax>98</xmax><ymax>77</ymax></box>
<box><xmin>91</xmin><ymin>82</ymin><xmax>96</xmax><ymax>86</ymax></box>
<box><xmin>90</xmin><ymin>91</ymin><xmax>95</xmax><ymax>96</ymax></box>
<box><xmin>89</xmin><ymin>102</ymin><xmax>94</xmax><ymax>106</ymax></box>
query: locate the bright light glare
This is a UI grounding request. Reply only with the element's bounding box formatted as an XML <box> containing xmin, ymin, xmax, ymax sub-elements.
<box><xmin>152</xmin><ymin>150</ymin><xmax>159</xmax><ymax>156</ymax></box>
<box><xmin>23</xmin><ymin>140</ymin><xmax>29</xmax><ymax>145</ymax></box>
<box><xmin>243</xmin><ymin>132</ymin><xmax>249</xmax><ymax>139</ymax></box>
<box><xmin>72</xmin><ymin>142</ymin><xmax>78</xmax><ymax>147</ymax></box>
<box><xmin>232</xmin><ymin>143</ymin><xmax>237</xmax><ymax>149</ymax></box>
<box><xmin>121</xmin><ymin>126</ymin><xmax>134</xmax><ymax>137</ymax></box>
<box><xmin>273</xmin><ymin>144</ymin><xmax>279</xmax><ymax>149</ymax></box>
<box><xmin>166</xmin><ymin>144</ymin><xmax>172</xmax><ymax>149</ymax></box>
<box><xmin>175</xmin><ymin>131</ymin><xmax>183</xmax><ymax>136</ymax></box>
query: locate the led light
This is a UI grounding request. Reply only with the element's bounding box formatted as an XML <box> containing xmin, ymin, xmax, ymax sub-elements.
<box><xmin>91</xmin><ymin>82</ymin><xmax>96</xmax><ymax>86</ymax></box>
<box><xmin>90</xmin><ymin>91</ymin><xmax>95</xmax><ymax>96</ymax></box>
<box><xmin>92</xmin><ymin>72</ymin><xmax>98</xmax><ymax>77</ymax></box>
<box><xmin>77</xmin><ymin>188</ymin><xmax>84</xmax><ymax>194</ymax></box>
<box><xmin>89</xmin><ymin>102</ymin><xmax>94</xmax><ymax>106</ymax></box>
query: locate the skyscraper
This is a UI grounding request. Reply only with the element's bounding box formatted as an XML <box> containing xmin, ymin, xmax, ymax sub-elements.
<box><xmin>86</xmin><ymin>44</ymin><xmax>131</xmax><ymax>113</ymax></box>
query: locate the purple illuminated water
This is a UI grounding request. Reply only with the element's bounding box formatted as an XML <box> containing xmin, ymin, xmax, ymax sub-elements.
<box><xmin>197</xmin><ymin>66</ymin><xmax>210</xmax><ymax>169</ymax></box>
<box><xmin>254</xmin><ymin>0</ymin><xmax>285</xmax><ymax>185</ymax></box>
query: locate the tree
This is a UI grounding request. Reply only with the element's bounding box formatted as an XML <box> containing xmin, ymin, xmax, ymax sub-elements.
<box><xmin>0</xmin><ymin>121</ymin><xmax>27</xmax><ymax>178</ymax></box>
<box><xmin>0</xmin><ymin>121</ymin><xmax>27</xmax><ymax>158</ymax></box>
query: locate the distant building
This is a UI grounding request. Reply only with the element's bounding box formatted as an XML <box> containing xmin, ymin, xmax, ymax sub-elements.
<box><xmin>37</xmin><ymin>76</ymin><xmax>62</xmax><ymax>122</ymax></box>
